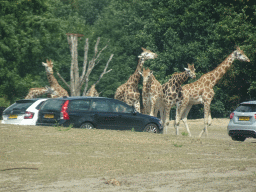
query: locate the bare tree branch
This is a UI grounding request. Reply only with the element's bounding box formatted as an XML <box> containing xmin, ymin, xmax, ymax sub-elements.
<box><xmin>94</xmin><ymin>37</ymin><xmax>100</xmax><ymax>57</ymax></box>
<box><xmin>80</xmin><ymin>38</ymin><xmax>89</xmax><ymax>83</ymax></box>
<box><xmin>57</xmin><ymin>72</ymin><xmax>71</xmax><ymax>90</ymax></box>
<box><xmin>66</xmin><ymin>34</ymin><xmax>113</xmax><ymax>96</ymax></box>
<box><xmin>94</xmin><ymin>54</ymin><xmax>114</xmax><ymax>86</ymax></box>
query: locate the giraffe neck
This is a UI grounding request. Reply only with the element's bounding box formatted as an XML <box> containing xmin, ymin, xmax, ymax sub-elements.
<box><xmin>168</xmin><ymin>71</ymin><xmax>189</xmax><ymax>86</ymax></box>
<box><xmin>46</xmin><ymin>72</ymin><xmax>59</xmax><ymax>87</ymax></box>
<box><xmin>200</xmin><ymin>51</ymin><xmax>235</xmax><ymax>87</ymax></box>
<box><xmin>143</xmin><ymin>75</ymin><xmax>155</xmax><ymax>92</ymax></box>
<box><xmin>127</xmin><ymin>58</ymin><xmax>145</xmax><ymax>86</ymax></box>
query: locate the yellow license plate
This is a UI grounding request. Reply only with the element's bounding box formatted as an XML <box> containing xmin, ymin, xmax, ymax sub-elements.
<box><xmin>239</xmin><ymin>116</ymin><xmax>250</xmax><ymax>121</ymax></box>
<box><xmin>8</xmin><ymin>114</ymin><xmax>18</xmax><ymax>119</ymax></box>
<box><xmin>44</xmin><ymin>114</ymin><xmax>54</xmax><ymax>119</ymax></box>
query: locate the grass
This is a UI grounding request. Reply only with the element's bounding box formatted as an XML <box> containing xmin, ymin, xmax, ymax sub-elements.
<box><xmin>181</xmin><ymin>132</ymin><xmax>189</xmax><ymax>136</ymax></box>
<box><xmin>1</xmin><ymin>118</ymin><xmax>256</xmax><ymax>189</ymax></box>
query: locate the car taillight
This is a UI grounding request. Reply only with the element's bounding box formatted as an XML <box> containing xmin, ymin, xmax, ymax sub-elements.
<box><xmin>60</xmin><ymin>100</ymin><xmax>70</xmax><ymax>120</ymax></box>
<box><xmin>230</xmin><ymin>112</ymin><xmax>234</xmax><ymax>119</ymax></box>
<box><xmin>254</xmin><ymin>114</ymin><xmax>256</xmax><ymax>119</ymax></box>
<box><xmin>24</xmin><ymin>111</ymin><xmax>34</xmax><ymax>119</ymax></box>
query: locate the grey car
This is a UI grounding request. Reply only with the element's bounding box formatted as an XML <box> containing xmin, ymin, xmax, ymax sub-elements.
<box><xmin>227</xmin><ymin>101</ymin><xmax>256</xmax><ymax>141</ymax></box>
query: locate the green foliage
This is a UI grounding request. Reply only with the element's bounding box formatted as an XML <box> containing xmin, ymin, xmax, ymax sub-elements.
<box><xmin>0</xmin><ymin>97</ymin><xmax>10</xmax><ymax>107</ymax></box>
<box><xmin>0</xmin><ymin>0</ymin><xmax>255</xmax><ymax>118</ymax></box>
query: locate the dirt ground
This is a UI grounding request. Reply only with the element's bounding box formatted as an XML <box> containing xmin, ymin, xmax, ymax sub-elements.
<box><xmin>0</xmin><ymin>118</ymin><xmax>256</xmax><ymax>192</ymax></box>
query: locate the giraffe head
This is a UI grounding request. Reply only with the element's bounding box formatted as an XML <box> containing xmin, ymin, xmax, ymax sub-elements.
<box><xmin>42</xmin><ymin>59</ymin><xmax>54</xmax><ymax>74</ymax></box>
<box><xmin>233</xmin><ymin>46</ymin><xmax>250</xmax><ymax>62</ymax></box>
<box><xmin>184</xmin><ymin>63</ymin><xmax>196</xmax><ymax>79</ymax></box>
<box><xmin>138</xmin><ymin>47</ymin><xmax>158</xmax><ymax>60</ymax></box>
<box><xmin>139</xmin><ymin>68</ymin><xmax>153</xmax><ymax>85</ymax></box>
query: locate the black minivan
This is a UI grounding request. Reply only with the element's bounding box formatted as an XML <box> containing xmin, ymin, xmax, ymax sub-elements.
<box><xmin>36</xmin><ymin>97</ymin><xmax>163</xmax><ymax>133</ymax></box>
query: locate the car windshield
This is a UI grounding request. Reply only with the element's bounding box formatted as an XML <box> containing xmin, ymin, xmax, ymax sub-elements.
<box><xmin>4</xmin><ymin>100</ymin><xmax>34</xmax><ymax>113</ymax></box>
<box><xmin>235</xmin><ymin>104</ymin><xmax>256</xmax><ymax>112</ymax></box>
<box><xmin>40</xmin><ymin>99</ymin><xmax>64</xmax><ymax>111</ymax></box>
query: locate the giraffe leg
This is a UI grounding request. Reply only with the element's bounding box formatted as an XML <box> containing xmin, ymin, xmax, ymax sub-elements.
<box><xmin>199</xmin><ymin>102</ymin><xmax>211</xmax><ymax>138</ymax></box>
<box><xmin>164</xmin><ymin>104</ymin><xmax>174</xmax><ymax>134</ymax></box>
<box><xmin>208</xmin><ymin>110</ymin><xmax>212</xmax><ymax>126</ymax></box>
<box><xmin>174</xmin><ymin>99</ymin><xmax>188</xmax><ymax>135</ymax></box>
<box><xmin>174</xmin><ymin>104</ymin><xmax>180</xmax><ymax>135</ymax></box>
<box><xmin>134</xmin><ymin>100</ymin><xmax>141</xmax><ymax>113</ymax></box>
<box><xmin>150</xmin><ymin>98</ymin><xmax>156</xmax><ymax>116</ymax></box>
<box><xmin>181</xmin><ymin>104</ymin><xmax>193</xmax><ymax>137</ymax></box>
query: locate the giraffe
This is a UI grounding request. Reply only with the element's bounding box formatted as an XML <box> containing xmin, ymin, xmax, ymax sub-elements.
<box><xmin>161</xmin><ymin>64</ymin><xmax>196</xmax><ymax>133</ymax></box>
<box><xmin>139</xmin><ymin>68</ymin><xmax>163</xmax><ymax>117</ymax></box>
<box><xmin>86</xmin><ymin>84</ymin><xmax>99</xmax><ymax>97</ymax></box>
<box><xmin>175</xmin><ymin>46</ymin><xmax>250</xmax><ymax>137</ymax></box>
<box><xmin>42</xmin><ymin>59</ymin><xmax>69</xmax><ymax>98</ymax></box>
<box><xmin>114</xmin><ymin>47</ymin><xmax>158</xmax><ymax>112</ymax></box>
<box><xmin>25</xmin><ymin>59</ymin><xmax>69</xmax><ymax>99</ymax></box>
<box><xmin>25</xmin><ymin>87</ymin><xmax>50</xmax><ymax>99</ymax></box>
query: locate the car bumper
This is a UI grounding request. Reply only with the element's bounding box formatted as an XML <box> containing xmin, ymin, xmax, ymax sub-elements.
<box><xmin>228</xmin><ymin>130</ymin><xmax>256</xmax><ymax>138</ymax></box>
<box><xmin>227</xmin><ymin>122</ymin><xmax>256</xmax><ymax>138</ymax></box>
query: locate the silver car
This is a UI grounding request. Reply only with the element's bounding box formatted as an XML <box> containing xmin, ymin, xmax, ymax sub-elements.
<box><xmin>227</xmin><ymin>101</ymin><xmax>256</xmax><ymax>141</ymax></box>
<box><xmin>2</xmin><ymin>98</ymin><xmax>47</xmax><ymax>125</ymax></box>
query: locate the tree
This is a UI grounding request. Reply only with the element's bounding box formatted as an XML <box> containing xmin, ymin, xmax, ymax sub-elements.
<box><xmin>57</xmin><ymin>34</ymin><xmax>113</xmax><ymax>96</ymax></box>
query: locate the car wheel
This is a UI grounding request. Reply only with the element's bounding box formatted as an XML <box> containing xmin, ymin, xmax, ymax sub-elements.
<box><xmin>80</xmin><ymin>122</ymin><xmax>94</xmax><ymax>129</ymax></box>
<box><xmin>143</xmin><ymin>123</ymin><xmax>159</xmax><ymax>133</ymax></box>
<box><xmin>231</xmin><ymin>136</ymin><xmax>246</xmax><ymax>142</ymax></box>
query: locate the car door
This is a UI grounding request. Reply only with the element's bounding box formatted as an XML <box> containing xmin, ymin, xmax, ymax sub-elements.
<box><xmin>90</xmin><ymin>99</ymin><xmax>119</xmax><ymax>129</ymax></box>
<box><xmin>110</xmin><ymin>100</ymin><xmax>143</xmax><ymax>131</ymax></box>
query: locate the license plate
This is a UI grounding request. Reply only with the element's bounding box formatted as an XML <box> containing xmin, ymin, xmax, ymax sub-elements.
<box><xmin>239</xmin><ymin>116</ymin><xmax>250</xmax><ymax>121</ymax></box>
<box><xmin>44</xmin><ymin>114</ymin><xmax>54</xmax><ymax>119</ymax></box>
<box><xmin>8</xmin><ymin>114</ymin><xmax>18</xmax><ymax>119</ymax></box>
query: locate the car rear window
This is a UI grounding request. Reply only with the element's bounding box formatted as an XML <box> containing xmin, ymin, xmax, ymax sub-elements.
<box><xmin>4</xmin><ymin>100</ymin><xmax>35</xmax><ymax>113</ymax></box>
<box><xmin>235</xmin><ymin>104</ymin><xmax>256</xmax><ymax>112</ymax></box>
<box><xmin>40</xmin><ymin>99</ymin><xmax>64</xmax><ymax>111</ymax></box>
<box><xmin>35</xmin><ymin>100</ymin><xmax>46</xmax><ymax>110</ymax></box>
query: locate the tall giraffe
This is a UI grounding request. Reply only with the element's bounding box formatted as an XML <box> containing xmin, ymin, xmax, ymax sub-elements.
<box><xmin>139</xmin><ymin>68</ymin><xmax>163</xmax><ymax>117</ymax></box>
<box><xmin>161</xmin><ymin>64</ymin><xmax>196</xmax><ymax>133</ymax></box>
<box><xmin>42</xmin><ymin>59</ymin><xmax>69</xmax><ymax>98</ymax></box>
<box><xmin>175</xmin><ymin>47</ymin><xmax>250</xmax><ymax>137</ymax></box>
<box><xmin>114</xmin><ymin>48</ymin><xmax>158</xmax><ymax>112</ymax></box>
<box><xmin>25</xmin><ymin>59</ymin><xmax>69</xmax><ymax>99</ymax></box>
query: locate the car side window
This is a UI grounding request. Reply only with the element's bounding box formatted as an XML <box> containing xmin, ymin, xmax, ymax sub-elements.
<box><xmin>111</xmin><ymin>101</ymin><xmax>132</xmax><ymax>113</ymax></box>
<box><xmin>91</xmin><ymin>100</ymin><xmax>110</xmax><ymax>112</ymax></box>
<box><xmin>69</xmin><ymin>100</ymin><xmax>90</xmax><ymax>111</ymax></box>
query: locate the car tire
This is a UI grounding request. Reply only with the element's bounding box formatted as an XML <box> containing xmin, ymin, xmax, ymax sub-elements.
<box><xmin>80</xmin><ymin>122</ymin><xmax>94</xmax><ymax>129</ymax></box>
<box><xmin>143</xmin><ymin>123</ymin><xmax>159</xmax><ymax>133</ymax></box>
<box><xmin>231</xmin><ymin>135</ymin><xmax>246</xmax><ymax>142</ymax></box>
